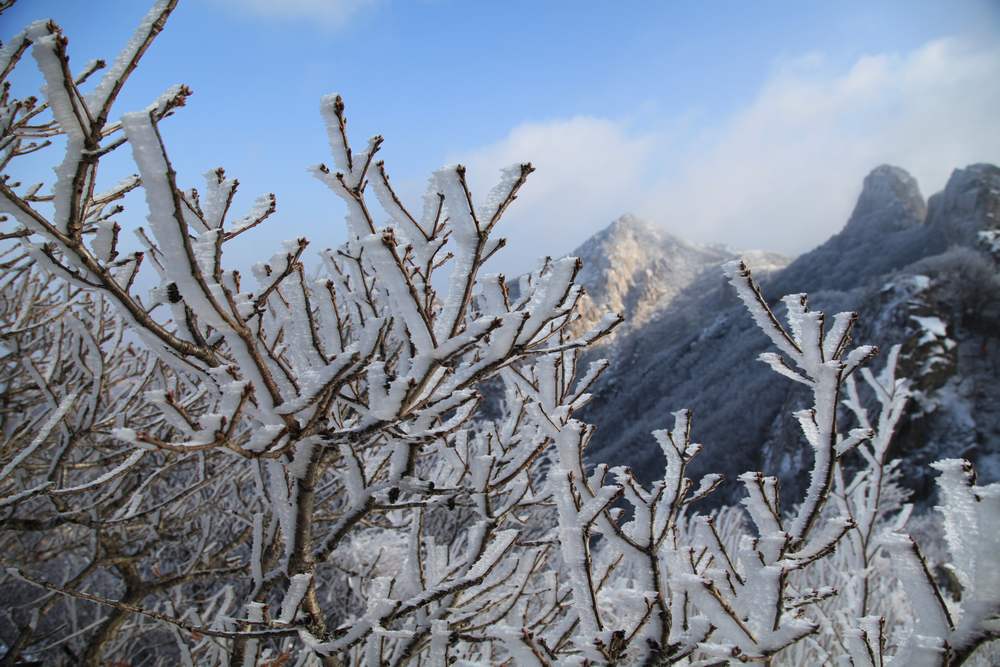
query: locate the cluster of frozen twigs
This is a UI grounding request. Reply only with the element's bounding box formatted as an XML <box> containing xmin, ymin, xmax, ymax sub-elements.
<box><xmin>0</xmin><ymin>1</ymin><xmax>998</xmax><ymax>664</ymax></box>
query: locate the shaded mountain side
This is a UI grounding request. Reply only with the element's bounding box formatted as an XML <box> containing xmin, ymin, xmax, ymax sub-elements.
<box><xmin>764</xmin><ymin>165</ymin><xmax>937</xmax><ymax>296</ymax></box>
<box><xmin>578</xmin><ymin>164</ymin><xmax>1000</xmax><ymax>504</ymax></box>
<box><xmin>927</xmin><ymin>164</ymin><xmax>1000</xmax><ymax>247</ymax></box>
<box><xmin>580</xmin><ymin>268</ymin><xmax>786</xmax><ymax>490</ymax></box>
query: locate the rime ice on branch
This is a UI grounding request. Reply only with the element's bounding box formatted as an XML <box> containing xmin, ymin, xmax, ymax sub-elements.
<box><xmin>1</xmin><ymin>4</ymin><xmax>623</xmax><ymax>662</ymax></box>
<box><xmin>1</xmin><ymin>2</ymin><xmax>997</xmax><ymax>665</ymax></box>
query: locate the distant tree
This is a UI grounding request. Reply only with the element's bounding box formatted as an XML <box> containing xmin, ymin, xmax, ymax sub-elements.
<box><xmin>1</xmin><ymin>2</ymin><xmax>997</xmax><ymax>665</ymax></box>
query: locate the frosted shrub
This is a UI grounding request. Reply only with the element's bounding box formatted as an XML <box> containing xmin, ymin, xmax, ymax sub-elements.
<box><xmin>0</xmin><ymin>2</ymin><xmax>997</xmax><ymax>665</ymax></box>
<box><xmin>1</xmin><ymin>3</ymin><xmax>620</xmax><ymax>664</ymax></box>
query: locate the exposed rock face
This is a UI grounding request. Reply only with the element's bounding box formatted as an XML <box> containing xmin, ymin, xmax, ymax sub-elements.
<box><xmin>574</xmin><ymin>164</ymin><xmax>1000</xmax><ymax>505</ymax></box>
<box><xmin>571</xmin><ymin>214</ymin><xmax>733</xmax><ymax>341</ymax></box>
<box><xmin>927</xmin><ymin>163</ymin><xmax>1000</xmax><ymax>248</ymax></box>
<box><xmin>848</xmin><ymin>164</ymin><xmax>927</xmax><ymax>233</ymax></box>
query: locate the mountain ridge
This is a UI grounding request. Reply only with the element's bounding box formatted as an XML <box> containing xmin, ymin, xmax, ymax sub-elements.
<box><xmin>572</xmin><ymin>163</ymin><xmax>1000</xmax><ymax>503</ymax></box>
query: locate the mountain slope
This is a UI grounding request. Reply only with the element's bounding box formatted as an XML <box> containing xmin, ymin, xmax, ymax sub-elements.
<box><xmin>577</xmin><ymin>164</ymin><xmax>1000</xmax><ymax>503</ymax></box>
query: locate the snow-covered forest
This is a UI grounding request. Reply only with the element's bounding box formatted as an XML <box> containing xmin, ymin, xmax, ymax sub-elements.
<box><xmin>1</xmin><ymin>1</ymin><xmax>998</xmax><ymax>665</ymax></box>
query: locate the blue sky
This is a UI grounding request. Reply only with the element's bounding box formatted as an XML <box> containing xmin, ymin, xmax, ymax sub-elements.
<box><xmin>4</xmin><ymin>0</ymin><xmax>999</xmax><ymax>274</ymax></box>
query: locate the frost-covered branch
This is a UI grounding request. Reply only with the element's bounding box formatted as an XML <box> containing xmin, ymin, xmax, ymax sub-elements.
<box><xmin>2</xmin><ymin>4</ymin><xmax>996</xmax><ymax>665</ymax></box>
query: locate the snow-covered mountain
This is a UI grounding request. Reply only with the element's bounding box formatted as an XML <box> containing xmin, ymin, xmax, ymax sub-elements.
<box><xmin>571</xmin><ymin>214</ymin><xmax>734</xmax><ymax>338</ymax></box>
<box><xmin>574</xmin><ymin>164</ymin><xmax>1000</xmax><ymax>504</ymax></box>
<box><xmin>571</xmin><ymin>213</ymin><xmax>787</xmax><ymax>341</ymax></box>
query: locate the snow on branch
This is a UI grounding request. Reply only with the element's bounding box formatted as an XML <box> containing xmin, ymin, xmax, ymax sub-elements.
<box><xmin>0</xmin><ymin>5</ymin><xmax>996</xmax><ymax>665</ymax></box>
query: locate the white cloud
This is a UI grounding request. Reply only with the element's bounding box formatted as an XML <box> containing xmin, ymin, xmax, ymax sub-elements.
<box><xmin>448</xmin><ymin>117</ymin><xmax>657</xmax><ymax>275</ymax></box>
<box><xmin>210</xmin><ymin>0</ymin><xmax>377</xmax><ymax>28</ymax></box>
<box><xmin>453</xmin><ymin>36</ymin><xmax>1000</xmax><ymax>271</ymax></box>
<box><xmin>641</xmin><ymin>36</ymin><xmax>1000</xmax><ymax>255</ymax></box>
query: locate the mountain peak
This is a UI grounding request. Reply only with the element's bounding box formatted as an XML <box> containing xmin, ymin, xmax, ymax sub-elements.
<box><xmin>571</xmin><ymin>215</ymin><xmax>731</xmax><ymax>338</ymax></box>
<box><xmin>945</xmin><ymin>163</ymin><xmax>1000</xmax><ymax>189</ymax></box>
<box><xmin>598</xmin><ymin>213</ymin><xmax>672</xmax><ymax>244</ymax></box>
<box><xmin>927</xmin><ymin>163</ymin><xmax>1000</xmax><ymax>246</ymax></box>
<box><xmin>574</xmin><ymin>215</ymin><xmax>715</xmax><ymax>279</ymax></box>
<box><xmin>765</xmin><ymin>165</ymin><xmax>932</xmax><ymax>295</ymax></box>
<box><xmin>846</xmin><ymin>164</ymin><xmax>926</xmax><ymax>233</ymax></box>
<box><xmin>608</xmin><ymin>212</ymin><xmax>653</xmax><ymax>230</ymax></box>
